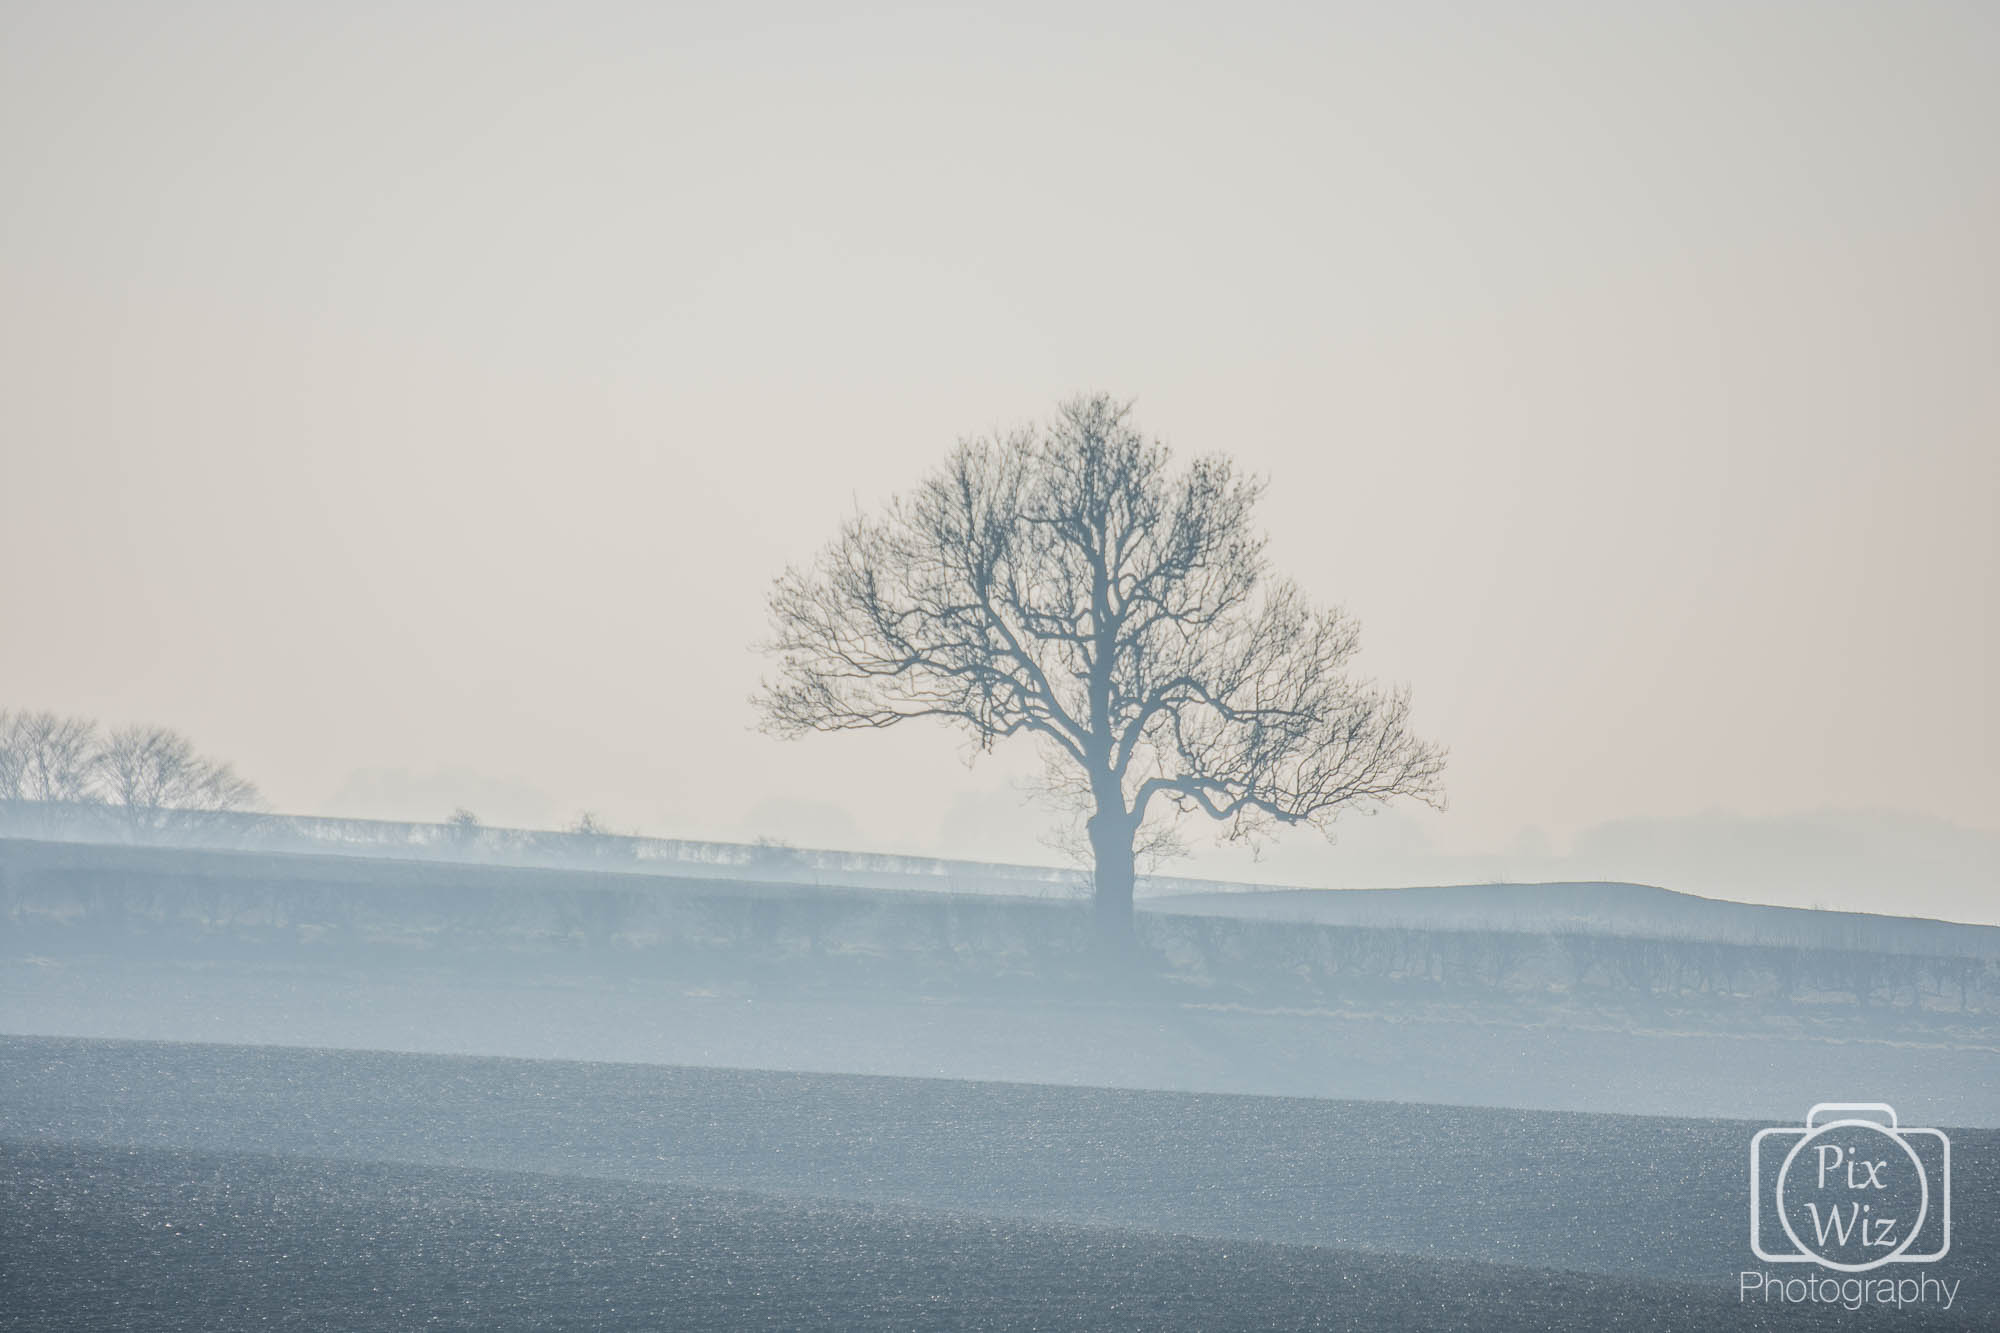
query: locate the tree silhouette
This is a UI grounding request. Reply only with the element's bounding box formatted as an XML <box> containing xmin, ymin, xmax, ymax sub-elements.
<box><xmin>0</xmin><ymin>711</ymin><xmax>101</xmax><ymax>804</ymax></box>
<box><xmin>757</xmin><ymin>395</ymin><xmax>1445</xmax><ymax>944</ymax></box>
<box><xmin>98</xmin><ymin>725</ymin><xmax>261</xmax><ymax>829</ymax></box>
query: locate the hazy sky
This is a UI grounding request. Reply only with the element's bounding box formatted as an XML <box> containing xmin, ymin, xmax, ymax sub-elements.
<box><xmin>3</xmin><ymin>3</ymin><xmax>1994</xmax><ymax>915</ymax></box>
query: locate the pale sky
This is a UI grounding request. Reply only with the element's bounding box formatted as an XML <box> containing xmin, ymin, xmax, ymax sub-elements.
<box><xmin>3</xmin><ymin>3</ymin><xmax>1994</xmax><ymax>919</ymax></box>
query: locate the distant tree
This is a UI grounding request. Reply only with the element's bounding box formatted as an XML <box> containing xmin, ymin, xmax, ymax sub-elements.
<box><xmin>0</xmin><ymin>712</ymin><xmax>21</xmax><ymax>802</ymax></box>
<box><xmin>1</xmin><ymin>711</ymin><xmax>262</xmax><ymax>838</ymax></box>
<box><xmin>567</xmin><ymin>811</ymin><xmax>612</xmax><ymax>837</ymax></box>
<box><xmin>444</xmin><ymin>807</ymin><xmax>482</xmax><ymax>844</ymax></box>
<box><xmin>97</xmin><ymin>724</ymin><xmax>262</xmax><ymax>829</ymax></box>
<box><xmin>0</xmin><ymin>710</ymin><xmax>102</xmax><ymax>804</ymax></box>
<box><xmin>757</xmin><ymin>394</ymin><xmax>1445</xmax><ymax>946</ymax></box>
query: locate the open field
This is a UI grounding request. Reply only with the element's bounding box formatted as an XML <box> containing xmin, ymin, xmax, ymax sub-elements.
<box><xmin>9</xmin><ymin>955</ymin><xmax>1999</xmax><ymax>1125</ymax></box>
<box><xmin>4</xmin><ymin>1139</ymin><xmax>1960</xmax><ymax>1333</ymax></box>
<box><xmin>4</xmin><ymin>1036</ymin><xmax>1992</xmax><ymax>1330</ymax></box>
<box><xmin>5</xmin><ymin>839</ymin><xmax>1996</xmax><ymax>1324</ymax></box>
<box><xmin>7</xmin><ymin>835</ymin><xmax>1999</xmax><ymax>1122</ymax></box>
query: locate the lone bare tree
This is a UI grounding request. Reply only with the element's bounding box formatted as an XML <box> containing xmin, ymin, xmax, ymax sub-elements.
<box><xmin>757</xmin><ymin>395</ymin><xmax>1445</xmax><ymax>944</ymax></box>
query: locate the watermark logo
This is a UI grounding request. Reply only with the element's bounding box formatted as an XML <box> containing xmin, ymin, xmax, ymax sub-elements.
<box><xmin>1750</xmin><ymin>1102</ymin><xmax>1949</xmax><ymax>1271</ymax></box>
<box><xmin>1739</xmin><ymin>1103</ymin><xmax>1959</xmax><ymax>1313</ymax></box>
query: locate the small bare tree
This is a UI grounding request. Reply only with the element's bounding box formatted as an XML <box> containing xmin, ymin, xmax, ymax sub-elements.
<box><xmin>97</xmin><ymin>725</ymin><xmax>262</xmax><ymax>830</ymax></box>
<box><xmin>0</xmin><ymin>712</ymin><xmax>23</xmax><ymax>803</ymax></box>
<box><xmin>0</xmin><ymin>710</ymin><xmax>102</xmax><ymax>804</ymax></box>
<box><xmin>444</xmin><ymin>807</ymin><xmax>483</xmax><ymax>847</ymax></box>
<box><xmin>567</xmin><ymin>811</ymin><xmax>613</xmax><ymax>837</ymax></box>
<box><xmin>757</xmin><ymin>395</ymin><xmax>1445</xmax><ymax>944</ymax></box>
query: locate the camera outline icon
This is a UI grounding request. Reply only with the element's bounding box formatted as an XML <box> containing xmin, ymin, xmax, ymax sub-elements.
<box><xmin>1750</xmin><ymin>1102</ymin><xmax>1950</xmax><ymax>1272</ymax></box>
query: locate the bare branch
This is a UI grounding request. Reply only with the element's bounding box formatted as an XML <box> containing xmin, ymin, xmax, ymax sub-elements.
<box><xmin>98</xmin><ymin>724</ymin><xmax>263</xmax><ymax>830</ymax></box>
<box><xmin>753</xmin><ymin>393</ymin><xmax>1446</xmax><ymax>934</ymax></box>
<box><xmin>0</xmin><ymin>711</ymin><xmax>102</xmax><ymax>804</ymax></box>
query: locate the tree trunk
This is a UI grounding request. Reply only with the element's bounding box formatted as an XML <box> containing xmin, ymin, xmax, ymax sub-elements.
<box><xmin>1088</xmin><ymin>809</ymin><xmax>1136</xmax><ymax>950</ymax></box>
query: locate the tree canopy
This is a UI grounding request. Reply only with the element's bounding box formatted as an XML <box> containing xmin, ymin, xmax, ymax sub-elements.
<box><xmin>758</xmin><ymin>394</ymin><xmax>1445</xmax><ymax>940</ymax></box>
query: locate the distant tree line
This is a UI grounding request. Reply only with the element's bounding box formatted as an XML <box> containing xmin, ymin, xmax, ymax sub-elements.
<box><xmin>0</xmin><ymin>710</ymin><xmax>261</xmax><ymax>829</ymax></box>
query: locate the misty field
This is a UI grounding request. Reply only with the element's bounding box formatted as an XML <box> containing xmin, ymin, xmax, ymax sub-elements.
<box><xmin>5</xmin><ymin>841</ymin><xmax>1996</xmax><ymax>1327</ymax></box>
<box><xmin>8</xmin><ymin>836</ymin><xmax>1998</xmax><ymax>1125</ymax></box>
<box><xmin>3</xmin><ymin>1036</ymin><xmax>1993</xmax><ymax>1331</ymax></box>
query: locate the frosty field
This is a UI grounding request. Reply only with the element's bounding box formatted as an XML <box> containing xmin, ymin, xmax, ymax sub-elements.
<box><xmin>3</xmin><ymin>1035</ymin><xmax>1993</xmax><ymax>1330</ymax></box>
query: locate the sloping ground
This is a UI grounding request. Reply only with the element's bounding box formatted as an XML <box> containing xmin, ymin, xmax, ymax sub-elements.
<box><xmin>7</xmin><ymin>835</ymin><xmax>1999</xmax><ymax>1122</ymax></box>
<box><xmin>9</xmin><ymin>839</ymin><xmax>1996</xmax><ymax>994</ymax></box>
<box><xmin>1149</xmin><ymin>882</ymin><xmax>2000</xmax><ymax>955</ymax></box>
<box><xmin>12</xmin><ymin>802</ymin><xmax>1995</xmax><ymax>946</ymax></box>
<box><xmin>1</xmin><ymin>1037</ymin><xmax>1991</xmax><ymax>1329</ymax></box>
<box><xmin>0</xmin><ymin>801</ymin><xmax>1097</xmax><ymax>899</ymax></box>
<box><xmin>10</xmin><ymin>956</ymin><xmax>1997</xmax><ymax>1123</ymax></box>
<box><xmin>12</xmin><ymin>838</ymin><xmax>1996</xmax><ymax>966</ymax></box>
<box><xmin>3</xmin><ymin>1140</ymin><xmax>1954</xmax><ymax>1333</ymax></box>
